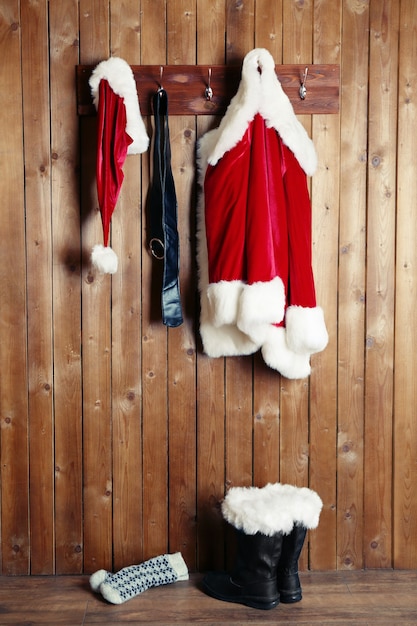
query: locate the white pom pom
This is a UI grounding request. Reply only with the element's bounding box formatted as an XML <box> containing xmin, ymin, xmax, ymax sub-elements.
<box><xmin>91</xmin><ymin>244</ymin><xmax>118</xmax><ymax>274</ymax></box>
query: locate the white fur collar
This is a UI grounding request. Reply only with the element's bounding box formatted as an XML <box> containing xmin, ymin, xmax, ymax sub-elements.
<box><xmin>200</xmin><ymin>48</ymin><xmax>317</xmax><ymax>176</ymax></box>
<box><xmin>89</xmin><ymin>56</ymin><xmax>149</xmax><ymax>155</ymax></box>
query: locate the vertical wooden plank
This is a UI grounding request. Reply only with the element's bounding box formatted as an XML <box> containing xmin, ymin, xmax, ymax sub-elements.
<box><xmin>280</xmin><ymin>0</ymin><xmax>313</xmax><ymax>572</ymax></box>
<box><xmin>79</xmin><ymin>0</ymin><xmax>113</xmax><ymax>574</ymax></box>
<box><xmin>255</xmin><ymin>0</ymin><xmax>282</xmax><ymax>57</ymax></box>
<box><xmin>364</xmin><ymin>0</ymin><xmax>398</xmax><ymax>569</ymax></box>
<box><xmin>196</xmin><ymin>0</ymin><xmax>226</xmax><ymax>572</ymax></box>
<box><xmin>0</xmin><ymin>1</ymin><xmax>29</xmax><ymax>576</ymax></box>
<box><xmin>109</xmin><ymin>0</ymin><xmax>144</xmax><ymax>573</ymax></box>
<box><xmin>309</xmin><ymin>0</ymin><xmax>341</xmax><ymax>571</ymax></box>
<box><xmin>166</xmin><ymin>0</ymin><xmax>197</xmax><ymax>571</ymax></box>
<box><xmin>393</xmin><ymin>0</ymin><xmax>417</xmax><ymax>569</ymax></box>
<box><xmin>226</xmin><ymin>0</ymin><xmax>255</xmax><ymax>62</ymax></box>
<box><xmin>337</xmin><ymin>0</ymin><xmax>369</xmax><ymax>571</ymax></box>
<box><xmin>21</xmin><ymin>0</ymin><xmax>54</xmax><ymax>575</ymax></box>
<box><xmin>49</xmin><ymin>0</ymin><xmax>83</xmax><ymax>575</ymax></box>
<box><xmin>141</xmin><ymin>0</ymin><xmax>169</xmax><ymax>561</ymax></box>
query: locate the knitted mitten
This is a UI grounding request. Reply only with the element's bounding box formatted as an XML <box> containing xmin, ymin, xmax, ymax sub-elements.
<box><xmin>90</xmin><ymin>552</ymin><xmax>189</xmax><ymax>604</ymax></box>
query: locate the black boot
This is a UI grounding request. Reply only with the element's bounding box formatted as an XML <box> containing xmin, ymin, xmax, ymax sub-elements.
<box><xmin>276</xmin><ymin>524</ymin><xmax>307</xmax><ymax>603</ymax></box>
<box><xmin>202</xmin><ymin>529</ymin><xmax>283</xmax><ymax>610</ymax></box>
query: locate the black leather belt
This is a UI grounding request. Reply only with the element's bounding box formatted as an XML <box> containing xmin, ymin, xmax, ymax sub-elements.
<box><xmin>148</xmin><ymin>88</ymin><xmax>183</xmax><ymax>327</ymax></box>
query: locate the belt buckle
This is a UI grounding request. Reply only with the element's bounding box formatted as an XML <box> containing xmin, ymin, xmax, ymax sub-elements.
<box><xmin>149</xmin><ymin>237</ymin><xmax>165</xmax><ymax>260</ymax></box>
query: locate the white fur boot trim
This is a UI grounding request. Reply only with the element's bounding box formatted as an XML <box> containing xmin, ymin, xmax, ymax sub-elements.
<box><xmin>265</xmin><ymin>483</ymin><xmax>323</xmax><ymax>529</ymax></box>
<box><xmin>285</xmin><ymin>305</ymin><xmax>329</xmax><ymax>355</ymax></box>
<box><xmin>221</xmin><ymin>485</ymin><xmax>296</xmax><ymax>536</ymax></box>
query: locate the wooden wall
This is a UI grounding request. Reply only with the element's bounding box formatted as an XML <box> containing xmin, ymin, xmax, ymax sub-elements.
<box><xmin>0</xmin><ymin>0</ymin><xmax>416</xmax><ymax>576</ymax></box>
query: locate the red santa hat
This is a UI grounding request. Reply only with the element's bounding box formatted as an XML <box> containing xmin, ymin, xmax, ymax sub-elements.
<box><xmin>89</xmin><ymin>57</ymin><xmax>149</xmax><ymax>273</ymax></box>
<box><xmin>196</xmin><ymin>48</ymin><xmax>328</xmax><ymax>379</ymax></box>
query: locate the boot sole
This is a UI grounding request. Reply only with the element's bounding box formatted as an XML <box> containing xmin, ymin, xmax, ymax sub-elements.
<box><xmin>202</xmin><ymin>582</ymin><xmax>279</xmax><ymax>610</ymax></box>
<box><xmin>279</xmin><ymin>592</ymin><xmax>302</xmax><ymax>603</ymax></box>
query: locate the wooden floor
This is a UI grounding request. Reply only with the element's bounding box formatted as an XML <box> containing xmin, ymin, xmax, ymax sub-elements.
<box><xmin>0</xmin><ymin>570</ymin><xmax>416</xmax><ymax>625</ymax></box>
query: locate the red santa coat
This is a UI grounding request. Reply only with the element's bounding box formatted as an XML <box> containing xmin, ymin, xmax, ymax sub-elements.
<box><xmin>197</xmin><ymin>49</ymin><xmax>328</xmax><ymax>379</ymax></box>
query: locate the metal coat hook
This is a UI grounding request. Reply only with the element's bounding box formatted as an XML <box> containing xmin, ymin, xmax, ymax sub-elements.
<box><xmin>158</xmin><ymin>65</ymin><xmax>164</xmax><ymax>90</ymax></box>
<box><xmin>299</xmin><ymin>67</ymin><xmax>308</xmax><ymax>100</ymax></box>
<box><xmin>205</xmin><ymin>67</ymin><xmax>213</xmax><ymax>101</ymax></box>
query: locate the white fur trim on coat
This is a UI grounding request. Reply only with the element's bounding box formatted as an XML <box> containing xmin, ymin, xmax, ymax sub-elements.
<box><xmin>285</xmin><ymin>305</ymin><xmax>329</xmax><ymax>355</ymax></box>
<box><xmin>261</xmin><ymin>325</ymin><xmax>313</xmax><ymax>379</ymax></box>
<box><xmin>200</xmin><ymin>48</ymin><xmax>317</xmax><ymax>176</ymax></box>
<box><xmin>222</xmin><ymin>483</ymin><xmax>323</xmax><ymax>536</ymax></box>
<box><xmin>89</xmin><ymin>56</ymin><xmax>149</xmax><ymax>155</ymax></box>
<box><xmin>236</xmin><ymin>277</ymin><xmax>286</xmax><ymax>344</ymax></box>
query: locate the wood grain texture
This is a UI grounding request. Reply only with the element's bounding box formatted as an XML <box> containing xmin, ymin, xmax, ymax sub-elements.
<box><xmin>1</xmin><ymin>571</ymin><xmax>417</xmax><ymax>624</ymax></box>
<box><xmin>364</xmin><ymin>0</ymin><xmax>399</xmax><ymax>569</ymax></box>
<box><xmin>77</xmin><ymin>63</ymin><xmax>340</xmax><ymax>116</ymax></box>
<box><xmin>1</xmin><ymin>0</ymin><xmax>417</xmax><ymax>576</ymax></box>
<box><xmin>49</xmin><ymin>0</ymin><xmax>83</xmax><ymax>575</ymax></box>
<box><xmin>309</xmin><ymin>0</ymin><xmax>341</xmax><ymax>571</ymax></box>
<box><xmin>393</xmin><ymin>0</ymin><xmax>417</xmax><ymax>569</ymax></box>
<box><xmin>21</xmin><ymin>0</ymin><xmax>54</xmax><ymax>575</ymax></box>
<box><xmin>195</xmin><ymin>1</ymin><xmax>226</xmax><ymax>573</ymax></box>
<box><xmin>337</xmin><ymin>0</ymin><xmax>369</xmax><ymax>571</ymax></box>
<box><xmin>0</xmin><ymin>0</ymin><xmax>29</xmax><ymax>576</ymax></box>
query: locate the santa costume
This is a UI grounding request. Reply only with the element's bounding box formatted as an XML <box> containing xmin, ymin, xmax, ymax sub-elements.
<box><xmin>196</xmin><ymin>48</ymin><xmax>328</xmax><ymax>379</ymax></box>
<box><xmin>89</xmin><ymin>57</ymin><xmax>149</xmax><ymax>273</ymax></box>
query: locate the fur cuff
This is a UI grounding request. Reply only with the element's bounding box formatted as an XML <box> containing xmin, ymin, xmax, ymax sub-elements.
<box><xmin>206</xmin><ymin>280</ymin><xmax>244</xmax><ymax>327</ymax></box>
<box><xmin>200</xmin><ymin>318</ymin><xmax>258</xmax><ymax>358</ymax></box>
<box><xmin>285</xmin><ymin>306</ymin><xmax>328</xmax><ymax>355</ymax></box>
<box><xmin>237</xmin><ymin>277</ymin><xmax>286</xmax><ymax>343</ymax></box>
<box><xmin>261</xmin><ymin>326</ymin><xmax>312</xmax><ymax>379</ymax></box>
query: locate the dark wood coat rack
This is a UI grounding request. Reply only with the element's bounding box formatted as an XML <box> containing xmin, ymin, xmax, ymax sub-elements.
<box><xmin>76</xmin><ymin>64</ymin><xmax>339</xmax><ymax>116</ymax></box>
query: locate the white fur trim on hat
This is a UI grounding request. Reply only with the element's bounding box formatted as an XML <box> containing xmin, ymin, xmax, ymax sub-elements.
<box><xmin>89</xmin><ymin>56</ymin><xmax>149</xmax><ymax>155</ymax></box>
<box><xmin>222</xmin><ymin>484</ymin><xmax>295</xmax><ymax>536</ymax></box>
<box><xmin>91</xmin><ymin>244</ymin><xmax>118</xmax><ymax>274</ymax></box>
<box><xmin>200</xmin><ymin>48</ymin><xmax>317</xmax><ymax>176</ymax></box>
